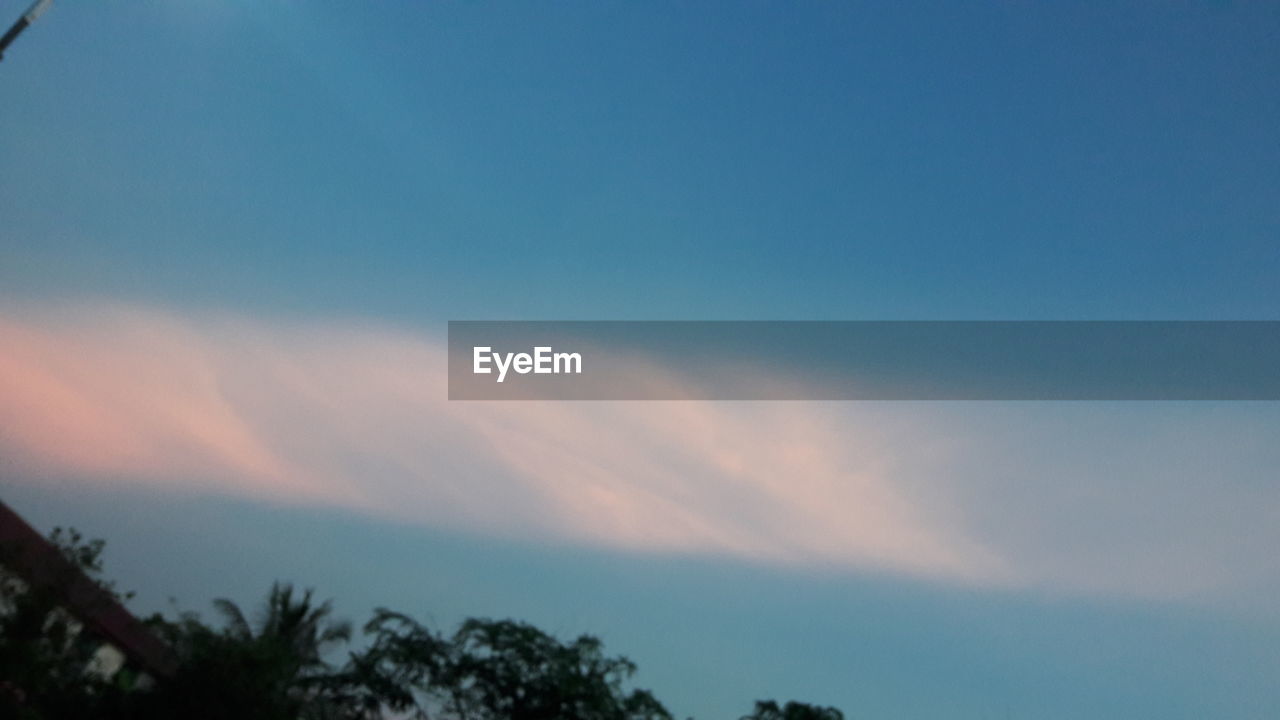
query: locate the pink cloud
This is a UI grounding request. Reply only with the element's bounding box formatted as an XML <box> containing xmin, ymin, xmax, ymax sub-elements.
<box><xmin>11</xmin><ymin>303</ymin><xmax>1277</xmax><ymax>605</ymax></box>
<box><xmin>0</xmin><ymin>311</ymin><xmax>292</xmax><ymax>492</ymax></box>
<box><xmin>0</xmin><ymin>303</ymin><xmax>1005</xmax><ymax>584</ymax></box>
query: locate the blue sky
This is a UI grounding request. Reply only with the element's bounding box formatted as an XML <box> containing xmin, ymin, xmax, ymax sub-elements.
<box><xmin>5</xmin><ymin>1</ymin><xmax>1278</xmax><ymax>321</ymax></box>
<box><xmin>2</xmin><ymin>2</ymin><xmax>1280</xmax><ymax>718</ymax></box>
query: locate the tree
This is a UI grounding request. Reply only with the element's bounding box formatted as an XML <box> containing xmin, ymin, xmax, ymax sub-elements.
<box><xmin>3</xmin><ymin>523</ymin><xmax>850</xmax><ymax>720</ymax></box>
<box><xmin>0</xmin><ymin>527</ymin><xmax>136</xmax><ymax>720</ymax></box>
<box><xmin>354</xmin><ymin>610</ymin><xmax>673</xmax><ymax>720</ymax></box>
<box><xmin>741</xmin><ymin>700</ymin><xmax>844</xmax><ymax>720</ymax></box>
<box><xmin>145</xmin><ymin>583</ymin><xmax>355</xmax><ymax>720</ymax></box>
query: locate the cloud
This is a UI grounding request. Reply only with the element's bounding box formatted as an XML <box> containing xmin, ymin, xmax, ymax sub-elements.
<box><xmin>0</xmin><ymin>303</ymin><xmax>1004</xmax><ymax>585</ymax></box>
<box><xmin>4</xmin><ymin>303</ymin><xmax>1280</xmax><ymax>607</ymax></box>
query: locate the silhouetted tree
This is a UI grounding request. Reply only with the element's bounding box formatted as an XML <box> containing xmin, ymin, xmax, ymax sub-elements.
<box><xmin>4</xmin><ymin>525</ymin><xmax>850</xmax><ymax>720</ymax></box>
<box><xmin>353</xmin><ymin>610</ymin><xmax>672</xmax><ymax>720</ymax></box>
<box><xmin>0</xmin><ymin>528</ymin><xmax>135</xmax><ymax>720</ymax></box>
<box><xmin>146</xmin><ymin>583</ymin><xmax>354</xmax><ymax>720</ymax></box>
<box><xmin>741</xmin><ymin>700</ymin><xmax>844</xmax><ymax>720</ymax></box>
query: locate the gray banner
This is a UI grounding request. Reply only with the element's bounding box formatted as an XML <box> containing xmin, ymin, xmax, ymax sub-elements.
<box><xmin>448</xmin><ymin>321</ymin><xmax>1280</xmax><ymax>400</ymax></box>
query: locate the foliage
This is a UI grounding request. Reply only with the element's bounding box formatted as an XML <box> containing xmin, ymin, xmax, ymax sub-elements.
<box><xmin>142</xmin><ymin>583</ymin><xmax>354</xmax><ymax>720</ymax></box>
<box><xmin>2</xmin><ymin>527</ymin><xmax>848</xmax><ymax>720</ymax></box>
<box><xmin>741</xmin><ymin>700</ymin><xmax>844</xmax><ymax>720</ymax></box>
<box><xmin>0</xmin><ymin>528</ymin><xmax>133</xmax><ymax>719</ymax></box>
<box><xmin>353</xmin><ymin>610</ymin><xmax>673</xmax><ymax>720</ymax></box>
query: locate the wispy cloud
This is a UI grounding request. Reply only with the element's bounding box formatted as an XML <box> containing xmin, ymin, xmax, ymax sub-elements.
<box><xmin>4</xmin><ymin>303</ymin><xmax>1279</xmax><ymax>606</ymax></box>
<box><xmin>0</xmin><ymin>303</ymin><xmax>1002</xmax><ymax>583</ymax></box>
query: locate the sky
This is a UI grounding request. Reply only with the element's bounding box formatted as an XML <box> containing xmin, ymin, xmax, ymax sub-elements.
<box><xmin>2</xmin><ymin>2</ymin><xmax>1280</xmax><ymax>718</ymax></box>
